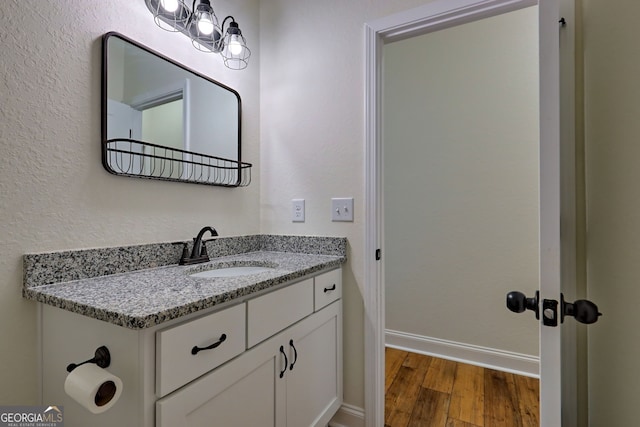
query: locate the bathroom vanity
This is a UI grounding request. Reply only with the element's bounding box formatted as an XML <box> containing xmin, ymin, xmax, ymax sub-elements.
<box><xmin>24</xmin><ymin>235</ymin><xmax>346</xmax><ymax>427</ymax></box>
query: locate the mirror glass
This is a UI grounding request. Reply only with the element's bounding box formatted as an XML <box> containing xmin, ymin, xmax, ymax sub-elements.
<box><xmin>102</xmin><ymin>32</ymin><xmax>249</xmax><ymax>187</ymax></box>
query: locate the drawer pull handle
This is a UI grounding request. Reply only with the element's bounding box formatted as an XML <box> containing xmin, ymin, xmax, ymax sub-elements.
<box><xmin>191</xmin><ymin>333</ymin><xmax>227</xmax><ymax>355</ymax></box>
<box><xmin>324</xmin><ymin>284</ymin><xmax>336</xmax><ymax>293</ymax></box>
<box><xmin>279</xmin><ymin>346</ymin><xmax>288</xmax><ymax>378</ymax></box>
<box><xmin>289</xmin><ymin>340</ymin><xmax>298</xmax><ymax>371</ymax></box>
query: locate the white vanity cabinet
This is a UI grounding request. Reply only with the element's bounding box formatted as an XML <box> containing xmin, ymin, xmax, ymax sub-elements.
<box><xmin>40</xmin><ymin>267</ymin><xmax>342</xmax><ymax>427</ymax></box>
<box><xmin>156</xmin><ymin>270</ymin><xmax>342</xmax><ymax>427</ymax></box>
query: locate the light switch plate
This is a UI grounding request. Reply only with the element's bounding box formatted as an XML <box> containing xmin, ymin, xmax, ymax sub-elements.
<box><xmin>331</xmin><ymin>198</ymin><xmax>354</xmax><ymax>222</ymax></box>
<box><xmin>292</xmin><ymin>199</ymin><xmax>305</xmax><ymax>222</ymax></box>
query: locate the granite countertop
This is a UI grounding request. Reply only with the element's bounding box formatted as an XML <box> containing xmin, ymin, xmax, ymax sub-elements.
<box><xmin>24</xmin><ymin>250</ymin><xmax>345</xmax><ymax>329</ymax></box>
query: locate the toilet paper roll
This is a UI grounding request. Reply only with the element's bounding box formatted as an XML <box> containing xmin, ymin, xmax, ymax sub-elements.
<box><xmin>64</xmin><ymin>364</ymin><xmax>123</xmax><ymax>414</ymax></box>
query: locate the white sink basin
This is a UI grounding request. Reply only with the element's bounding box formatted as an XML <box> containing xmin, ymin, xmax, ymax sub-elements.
<box><xmin>189</xmin><ymin>266</ymin><xmax>276</xmax><ymax>279</ymax></box>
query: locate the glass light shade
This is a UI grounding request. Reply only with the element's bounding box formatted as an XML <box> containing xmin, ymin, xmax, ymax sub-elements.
<box><xmin>220</xmin><ymin>36</ymin><xmax>251</xmax><ymax>70</ymax></box>
<box><xmin>220</xmin><ymin>22</ymin><xmax>250</xmax><ymax>70</ymax></box>
<box><xmin>188</xmin><ymin>1</ymin><xmax>220</xmax><ymax>52</ymax></box>
<box><xmin>151</xmin><ymin>0</ymin><xmax>189</xmax><ymax>32</ymax></box>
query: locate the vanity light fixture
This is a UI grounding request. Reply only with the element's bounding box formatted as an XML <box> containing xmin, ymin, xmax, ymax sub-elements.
<box><xmin>146</xmin><ymin>0</ymin><xmax>251</xmax><ymax>70</ymax></box>
<box><xmin>219</xmin><ymin>16</ymin><xmax>250</xmax><ymax>70</ymax></box>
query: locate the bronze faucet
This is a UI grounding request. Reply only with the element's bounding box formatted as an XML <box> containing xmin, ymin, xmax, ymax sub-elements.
<box><xmin>179</xmin><ymin>226</ymin><xmax>218</xmax><ymax>265</ymax></box>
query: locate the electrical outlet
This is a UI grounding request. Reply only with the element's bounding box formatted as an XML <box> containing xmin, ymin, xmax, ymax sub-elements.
<box><xmin>292</xmin><ymin>199</ymin><xmax>305</xmax><ymax>222</ymax></box>
<box><xmin>331</xmin><ymin>198</ymin><xmax>354</xmax><ymax>222</ymax></box>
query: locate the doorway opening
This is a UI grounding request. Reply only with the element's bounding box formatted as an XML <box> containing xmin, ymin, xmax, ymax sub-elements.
<box><xmin>381</xmin><ymin>4</ymin><xmax>539</xmax><ymax>425</ymax></box>
<box><xmin>382</xmin><ymin>4</ymin><xmax>539</xmax><ymax>368</ymax></box>
<box><xmin>141</xmin><ymin>98</ymin><xmax>185</xmax><ymax>179</ymax></box>
<box><xmin>130</xmin><ymin>81</ymin><xmax>190</xmax><ymax>179</ymax></box>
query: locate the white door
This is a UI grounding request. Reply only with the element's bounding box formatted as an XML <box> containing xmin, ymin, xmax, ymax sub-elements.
<box><xmin>365</xmin><ymin>0</ymin><xmax>600</xmax><ymax>426</ymax></box>
<box><xmin>534</xmin><ymin>0</ymin><xmax>598</xmax><ymax>425</ymax></box>
<box><xmin>106</xmin><ymin>98</ymin><xmax>142</xmax><ymax>141</ymax></box>
<box><xmin>537</xmin><ymin>0</ymin><xmax>567</xmax><ymax>424</ymax></box>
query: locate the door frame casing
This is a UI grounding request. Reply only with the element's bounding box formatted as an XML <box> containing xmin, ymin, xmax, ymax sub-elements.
<box><xmin>363</xmin><ymin>0</ymin><xmax>576</xmax><ymax>425</ymax></box>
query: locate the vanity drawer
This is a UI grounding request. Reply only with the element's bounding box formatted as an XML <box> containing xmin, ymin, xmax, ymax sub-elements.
<box><xmin>156</xmin><ymin>303</ymin><xmax>246</xmax><ymax>397</ymax></box>
<box><xmin>247</xmin><ymin>278</ymin><xmax>314</xmax><ymax>347</ymax></box>
<box><xmin>314</xmin><ymin>268</ymin><xmax>342</xmax><ymax>311</ymax></box>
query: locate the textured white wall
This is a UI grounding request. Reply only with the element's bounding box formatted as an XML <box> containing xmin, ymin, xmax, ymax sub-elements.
<box><xmin>584</xmin><ymin>0</ymin><xmax>640</xmax><ymax>424</ymax></box>
<box><xmin>384</xmin><ymin>7</ymin><xmax>539</xmax><ymax>356</ymax></box>
<box><xmin>259</xmin><ymin>0</ymin><xmax>439</xmax><ymax>410</ymax></box>
<box><xmin>0</xmin><ymin>0</ymin><xmax>259</xmax><ymax>404</ymax></box>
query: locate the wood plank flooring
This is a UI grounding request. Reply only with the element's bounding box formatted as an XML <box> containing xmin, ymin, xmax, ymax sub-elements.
<box><xmin>385</xmin><ymin>347</ymin><xmax>539</xmax><ymax>427</ymax></box>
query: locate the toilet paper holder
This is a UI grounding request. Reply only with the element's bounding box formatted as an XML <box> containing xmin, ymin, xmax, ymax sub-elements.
<box><xmin>66</xmin><ymin>346</ymin><xmax>111</xmax><ymax>373</ymax></box>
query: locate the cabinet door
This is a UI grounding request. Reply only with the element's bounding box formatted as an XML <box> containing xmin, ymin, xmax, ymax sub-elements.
<box><xmin>285</xmin><ymin>301</ymin><xmax>342</xmax><ymax>427</ymax></box>
<box><xmin>156</xmin><ymin>339</ymin><xmax>286</xmax><ymax>427</ymax></box>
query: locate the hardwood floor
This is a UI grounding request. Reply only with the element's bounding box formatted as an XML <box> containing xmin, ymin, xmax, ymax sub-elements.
<box><xmin>385</xmin><ymin>347</ymin><xmax>539</xmax><ymax>427</ymax></box>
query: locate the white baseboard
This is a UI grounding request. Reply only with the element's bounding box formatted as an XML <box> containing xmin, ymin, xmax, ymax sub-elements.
<box><xmin>385</xmin><ymin>329</ymin><xmax>539</xmax><ymax>378</ymax></box>
<box><xmin>329</xmin><ymin>403</ymin><xmax>365</xmax><ymax>427</ymax></box>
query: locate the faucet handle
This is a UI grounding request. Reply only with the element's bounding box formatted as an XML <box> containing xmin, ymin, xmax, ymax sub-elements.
<box><xmin>178</xmin><ymin>242</ymin><xmax>190</xmax><ymax>265</ymax></box>
<box><xmin>200</xmin><ymin>243</ymin><xmax>209</xmax><ymax>258</ymax></box>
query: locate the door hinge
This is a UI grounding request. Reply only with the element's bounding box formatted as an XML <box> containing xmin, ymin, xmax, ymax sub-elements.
<box><xmin>375</xmin><ymin>249</ymin><xmax>381</xmax><ymax>261</ymax></box>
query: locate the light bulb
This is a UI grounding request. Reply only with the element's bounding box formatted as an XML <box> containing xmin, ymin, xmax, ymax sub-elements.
<box><xmin>197</xmin><ymin>13</ymin><xmax>214</xmax><ymax>35</ymax></box>
<box><xmin>160</xmin><ymin>0</ymin><xmax>179</xmax><ymax>12</ymax></box>
<box><xmin>228</xmin><ymin>35</ymin><xmax>243</xmax><ymax>55</ymax></box>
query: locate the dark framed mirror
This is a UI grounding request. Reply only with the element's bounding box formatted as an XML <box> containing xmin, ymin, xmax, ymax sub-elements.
<box><xmin>101</xmin><ymin>32</ymin><xmax>251</xmax><ymax>187</ymax></box>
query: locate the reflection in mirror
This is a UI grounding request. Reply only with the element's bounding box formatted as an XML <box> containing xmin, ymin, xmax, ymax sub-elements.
<box><xmin>101</xmin><ymin>32</ymin><xmax>251</xmax><ymax>187</ymax></box>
